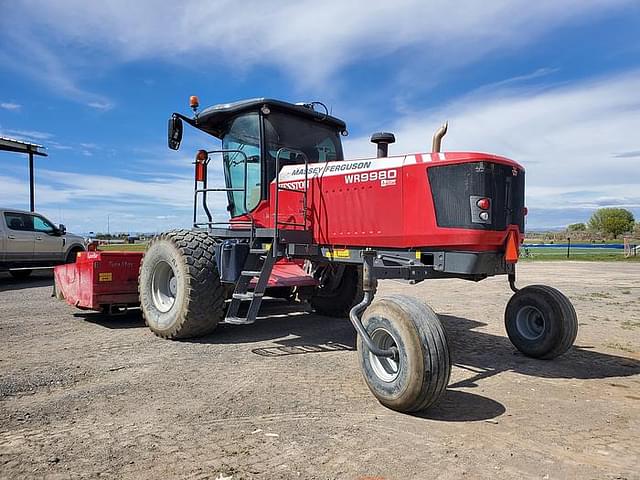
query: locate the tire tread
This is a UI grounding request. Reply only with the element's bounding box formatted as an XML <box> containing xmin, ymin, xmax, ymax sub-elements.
<box><xmin>139</xmin><ymin>229</ymin><xmax>224</xmax><ymax>339</ymax></box>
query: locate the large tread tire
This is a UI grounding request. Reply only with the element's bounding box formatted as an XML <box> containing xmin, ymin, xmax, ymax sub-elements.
<box><xmin>358</xmin><ymin>295</ymin><xmax>451</xmax><ymax>413</ymax></box>
<box><xmin>9</xmin><ymin>269</ymin><xmax>32</xmax><ymax>280</ymax></box>
<box><xmin>310</xmin><ymin>265</ymin><xmax>363</xmax><ymax>317</ymax></box>
<box><xmin>505</xmin><ymin>284</ymin><xmax>578</xmax><ymax>359</ymax></box>
<box><xmin>139</xmin><ymin>230</ymin><xmax>224</xmax><ymax>339</ymax></box>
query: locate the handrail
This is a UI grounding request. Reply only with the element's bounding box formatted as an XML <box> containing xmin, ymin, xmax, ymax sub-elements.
<box><xmin>274</xmin><ymin>147</ymin><xmax>310</xmax><ymax>256</ymax></box>
<box><xmin>192</xmin><ymin>149</ymin><xmax>250</xmax><ymax>230</ymax></box>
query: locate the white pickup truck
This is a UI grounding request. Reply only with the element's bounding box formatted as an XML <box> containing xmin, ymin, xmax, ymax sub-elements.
<box><xmin>0</xmin><ymin>208</ymin><xmax>86</xmax><ymax>279</ymax></box>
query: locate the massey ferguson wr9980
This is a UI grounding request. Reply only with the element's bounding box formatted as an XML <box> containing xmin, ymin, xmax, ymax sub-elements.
<box><xmin>58</xmin><ymin>97</ymin><xmax>578</xmax><ymax>413</ymax></box>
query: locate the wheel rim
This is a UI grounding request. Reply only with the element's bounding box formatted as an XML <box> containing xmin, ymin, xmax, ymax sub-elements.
<box><xmin>515</xmin><ymin>305</ymin><xmax>546</xmax><ymax>340</ymax></box>
<box><xmin>151</xmin><ymin>261</ymin><xmax>177</xmax><ymax>313</ymax></box>
<box><xmin>368</xmin><ymin>327</ymin><xmax>400</xmax><ymax>382</ymax></box>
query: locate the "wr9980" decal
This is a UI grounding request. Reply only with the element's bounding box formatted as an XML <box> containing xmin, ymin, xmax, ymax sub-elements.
<box><xmin>344</xmin><ymin>169</ymin><xmax>397</xmax><ymax>186</ymax></box>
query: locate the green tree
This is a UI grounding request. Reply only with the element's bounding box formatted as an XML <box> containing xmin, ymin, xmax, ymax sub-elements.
<box><xmin>588</xmin><ymin>208</ymin><xmax>635</xmax><ymax>238</ymax></box>
<box><xmin>567</xmin><ymin>222</ymin><xmax>586</xmax><ymax>232</ymax></box>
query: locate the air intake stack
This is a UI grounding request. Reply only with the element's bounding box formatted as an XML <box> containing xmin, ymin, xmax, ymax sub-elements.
<box><xmin>370</xmin><ymin>132</ymin><xmax>396</xmax><ymax>158</ymax></box>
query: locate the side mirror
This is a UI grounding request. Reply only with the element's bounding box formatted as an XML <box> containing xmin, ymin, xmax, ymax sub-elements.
<box><xmin>168</xmin><ymin>116</ymin><xmax>183</xmax><ymax>150</ymax></box>
<box><xmin>58</xmin><ymin>224</ymin><xmax>66</xmax><ymax>235</ymax></box>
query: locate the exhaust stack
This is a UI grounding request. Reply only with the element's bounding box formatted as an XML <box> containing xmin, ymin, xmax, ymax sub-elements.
<box><xmin>432</xmin><ymin>122</ymin><xmax>448</xmax><ymax>153</ymax></box>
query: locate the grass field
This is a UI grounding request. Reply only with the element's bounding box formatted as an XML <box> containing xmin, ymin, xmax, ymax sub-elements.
<box><xmin>521</xmin><ymin>247</ymin><xmax>640</xmax><ymax>261</ymax></box>
<box><xmin>98</xmin><ymin>243</ymin><xmax>147</xmax><ymax>252</ymax></box>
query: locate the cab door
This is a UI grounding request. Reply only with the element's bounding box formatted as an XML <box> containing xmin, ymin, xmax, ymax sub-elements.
<box><xmin>2</xmin><ymin>212</ymin><xmax>35</xmax><ymax>265</ymax></box>
<box><xmin>32</xmin><ymin>214</ymin><xmax>64</xmax><ymax>263</ymax></box>
<box><xmin>221</xmin><ymin>113</ymin><xmax>263</xmax><ymax>218</ymax></box>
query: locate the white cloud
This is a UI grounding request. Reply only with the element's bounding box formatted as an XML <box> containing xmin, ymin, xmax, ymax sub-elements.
<box><xmin>344</xmin><ymin>70</ymin><xmax>640</xmax><ymax>227</ymax></box>
<box><xmin>0</xmin><ymin>128</ymin><xmax>53</xmax><ymax>142</ymax></box>
<box><xmin>0</xmin><ymin>102</ymin><xmax>21</xmax><ymax>111</ymax></box>
<box><xmin>87</xmin><ymin>101</ymin><xmax>114</xmax><ymax>111</ymax></box>
<box><xmin>0</xmin><ymin>27</ymin><xmax>113</xmax><ymax>109</ymax></box>
<box><xmin>0</xmin><ymin>0</ymin><xmax>631</xmax><ymax>90</ymax></box>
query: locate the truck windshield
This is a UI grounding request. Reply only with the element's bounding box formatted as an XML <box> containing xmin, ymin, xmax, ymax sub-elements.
<box><xmin>221</xmin><ymin>113</ymin><xmax>261</xmax><ymax>217</ymax></box>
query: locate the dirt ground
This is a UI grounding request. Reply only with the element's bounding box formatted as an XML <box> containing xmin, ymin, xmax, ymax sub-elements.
<box><xmin>1</xmin><ymin>262</ymin><xmax>639</xmax><ymax>480</ymax></box>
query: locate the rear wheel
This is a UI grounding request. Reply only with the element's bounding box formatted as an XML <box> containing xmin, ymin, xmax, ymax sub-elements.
<box><xmin>9</xmin><ymin>269</ymin><xmax>32</xmax><ymax>280</ymax></box>
<box><xmin>309</xmin><ymin>263</ymin><xmax>363</xmax><ymax>317</ymax></box>
<box><xmin>139</xmin><ymin>230</ymin><xmax>224</xmax><ymax>339</ymax></box>
<box><xmin>505</xmin><ymin>285</ymin><xmax>577</xmax><ymax>359</ymax></box>
<box><xmin>358</xmin><ymin>295</ymin><xmax>451</xmax><ymax>413</ymax></box>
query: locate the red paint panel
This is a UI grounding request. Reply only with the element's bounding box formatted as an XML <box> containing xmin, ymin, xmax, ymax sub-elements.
<box><xmin>54</xmin><ymin>251</ymin><xmax>143</xmax><ymax>311</ymax></box>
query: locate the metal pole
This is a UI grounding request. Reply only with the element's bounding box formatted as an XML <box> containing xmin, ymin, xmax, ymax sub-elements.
<box><xmin>567</xmin><ymin>237</ymin><xmax>571</xmax><ymax>259</ymax></box>
<box><xmin>28</xmin><ymin>151</ymin><xmax>35</xmax><ymax>212</ymax></box>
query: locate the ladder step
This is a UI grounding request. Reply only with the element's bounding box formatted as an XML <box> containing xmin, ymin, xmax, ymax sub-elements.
<box><xmin>241</xmin><ymin>270</ymin><xmax>262</xmax><ymax>277</ymax></box>
<box><xmin>224</xmin><ymin>316</ymin><xmax>256</xmax><ymax>325</ymax></box>
<box><xmin>232</xmin><ymin>292</ymin><xmax>263</xmax><ymax>301</ymax></box>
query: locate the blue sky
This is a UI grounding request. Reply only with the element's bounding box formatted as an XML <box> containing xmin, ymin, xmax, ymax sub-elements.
<box><xmin>1</xmin><ymin>0</ymin><xmax>639</xmax><ymax>233</ymax></box>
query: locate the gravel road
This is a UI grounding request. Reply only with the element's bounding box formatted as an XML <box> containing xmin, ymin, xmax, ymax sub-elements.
<box><xmin>1</xmin><ymin>262</ymin><xmax>639</xmax><ymax>479</ymax></box>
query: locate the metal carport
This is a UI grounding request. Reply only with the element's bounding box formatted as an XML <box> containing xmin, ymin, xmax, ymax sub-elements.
<box><xmin>0</xmin><ymin>136</ymin><xmax>48</xmax><ymax>212</ymax></box>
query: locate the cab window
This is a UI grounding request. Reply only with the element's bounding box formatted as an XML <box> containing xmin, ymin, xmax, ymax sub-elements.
<box><xmin>263</xmin><ymin>112</ymin><xmax>343</xmax><ymax>182</ymax></box>
<box><xmin>221</xmin><ymin>113</ymin><xmax>261</xmax><ymax>217</ymax></box>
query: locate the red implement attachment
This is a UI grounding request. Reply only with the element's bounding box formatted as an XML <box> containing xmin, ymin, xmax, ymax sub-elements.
<box><xmin>54</xmin><ymin>251</ymin><xmax>143</xmax><ymax>312</ymax></box>
<box><xmin>54</xmin><ymin>251</ymin><xmax>315</xmax><ymax>313</ymax></box>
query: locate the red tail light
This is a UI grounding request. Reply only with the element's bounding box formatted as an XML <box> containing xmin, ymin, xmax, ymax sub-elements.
<box><xmin>476</xmin><ymin>198</ymin><xmax>490</xmax><ymax>210</ymax></box>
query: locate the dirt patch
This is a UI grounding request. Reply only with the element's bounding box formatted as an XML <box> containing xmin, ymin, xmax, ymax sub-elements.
<box><xmin>0</xmin><ymin>264</ymin><xmax>639</xmax><ymax>479</ymax></box>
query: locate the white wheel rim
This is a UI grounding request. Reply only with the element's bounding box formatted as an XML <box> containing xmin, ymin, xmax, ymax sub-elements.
<box><xmin>151</xmin><ymin>261</ymin><xmax>177</xmax><ymax>313</ymax></box>
<box><xmin>368</xmin><ymin>327</ymin><xmax>400</xmax><ymax>382</ymax></box>
<box><xmin>515</xmin><ymin>305</ymin><xmax>545</xmax><ymax>340</ymax></box>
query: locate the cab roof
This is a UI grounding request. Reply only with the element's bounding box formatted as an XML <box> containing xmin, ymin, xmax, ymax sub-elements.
<box><xmin>177</xmin><ymin>98</ymin><xmax>347</xmax><ymax>138</ymax></box>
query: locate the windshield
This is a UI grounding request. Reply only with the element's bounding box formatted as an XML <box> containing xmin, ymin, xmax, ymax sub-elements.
<box><xmin>264</xmin><ymin>112</ymin><xmax>343</xmax><ymax>182</ymax></box>
<box><xmin>221</xmin><ymin>113</ymin><xmax>261</xmax><ymax>217</ymax></box>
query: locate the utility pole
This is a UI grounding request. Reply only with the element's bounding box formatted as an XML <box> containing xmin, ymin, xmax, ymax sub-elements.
<box><xmin>107</xmin><ymin>214</ymin><xmax>110</xmax><ymax>238</ymax></box>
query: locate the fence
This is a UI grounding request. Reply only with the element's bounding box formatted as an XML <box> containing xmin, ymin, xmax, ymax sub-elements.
<box><xmin>521</xmin><ymin>242</ymin><xmax>638</xmax><ymax>260</ymax></box>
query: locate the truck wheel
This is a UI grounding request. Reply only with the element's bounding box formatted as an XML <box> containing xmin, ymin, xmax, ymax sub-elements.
<box><xmin>139</xmin><ymin>230</ymin><xmax>224</xmax><ymax>339</ymax></box>
<box><xmin>505</xmin><ymin>285</ymin><xmax>578</xmax><ymax>359</ymax></box>
<box><xmin>358</xmin><ymin>295</ymin><xmax>451</xmax><ymax>413</ymax></box>
<box><xmin>9</xmin><ymin>269</ymin><xmax>32</xmax><ymax>280</ymax></box>
<box><xmin>309</xmin><ymin>264</ymin><xmax>363</xmax><ymax>317</ymax></box>
<box><xmin>65</xmin><ymin>248</ymin><xmax>83</xmax><ymax>264</ymax></box>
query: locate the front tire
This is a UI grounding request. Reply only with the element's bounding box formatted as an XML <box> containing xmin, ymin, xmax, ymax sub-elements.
<box><xmin>358</xmin><ymin>295</ymin><xmax>451</xmax><ymax>413</ymax></box>
<box><xmin>139</xmin><ymin>230</ymin><xmax>224</xmax><ymax>339</ymax></box>
<box><xmin>505</xmin><ymin>285</ymin><xmax>578</xmax><ymax>359</ymax></box>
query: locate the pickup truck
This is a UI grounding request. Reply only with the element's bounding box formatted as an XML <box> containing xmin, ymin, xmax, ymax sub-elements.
<box><xmin>0</xmin><ymin>208</ymin><xmax>86</xmax><ymax>279</ymax></box>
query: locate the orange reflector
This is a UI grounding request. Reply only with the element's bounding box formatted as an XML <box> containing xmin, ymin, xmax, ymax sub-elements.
<box><xmin>195</xmin><ymin>162</ymin><xmax>205</xmax><ymax>182</ymax></box>
<box><xmin>505</xmin><ymin>231</ymin><xmax>519</xmax><ymax>263</ymax></box>
<box><xmin>196</xmin><ymin>149</ymin><xmax>208</xmax><ymax>162</ymax></box>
